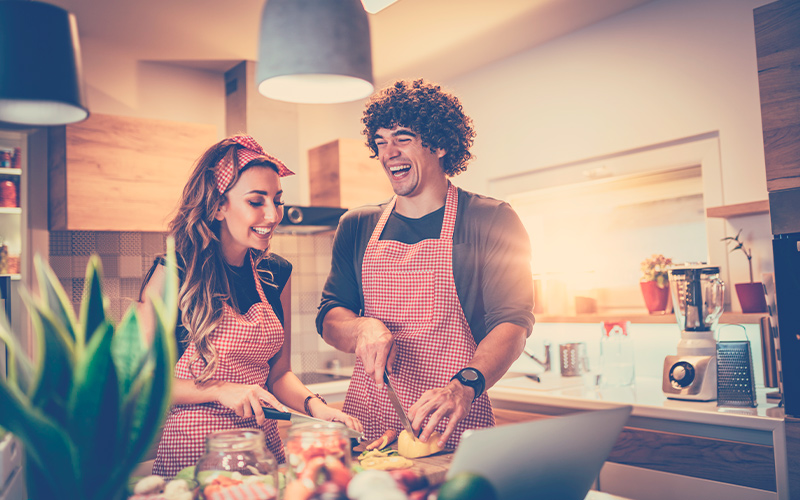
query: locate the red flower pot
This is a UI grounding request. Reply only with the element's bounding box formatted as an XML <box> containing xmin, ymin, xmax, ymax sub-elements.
<box><xmin>640</xmin><ymin>281</ymin><xmax>671</xmax><ymax>314</ymax></box>
<box><xmin>735</xmin><ymin>282</ymin><xmax>768</xmax><ymax>313</ymax></box>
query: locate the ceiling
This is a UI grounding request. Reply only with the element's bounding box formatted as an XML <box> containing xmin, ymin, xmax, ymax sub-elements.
<box><xmin>49</xmin><ymin>0</ymin><xmax>652</xmax><ymax>84</ymax></box>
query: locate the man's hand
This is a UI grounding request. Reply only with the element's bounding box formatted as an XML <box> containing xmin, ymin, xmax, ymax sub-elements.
<box><xmin>407</xmin><ymin>380</ymin><xmax>473</xmax><ymax>448</ymax></box>
<box><xmin>354</xmin><ymin>317</ymin><xmax>396</xmax><ymax>389</ymax></box>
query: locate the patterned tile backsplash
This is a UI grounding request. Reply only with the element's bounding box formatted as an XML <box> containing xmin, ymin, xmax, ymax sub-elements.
<box><xmin>48</xmin><ymin>230</ymin><xmax>355</xmax><ymax>375</ymax></box>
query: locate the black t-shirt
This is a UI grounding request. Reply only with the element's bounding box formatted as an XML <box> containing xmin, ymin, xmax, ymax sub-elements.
<box><xmin>148</xmin><ymin>252</ymin><xmax>292</xmax><ymax>359</ymax></box>
<box><xmin>316</xmin><ymin>187</ymin><xmax>535</xmax><ymax>343</ymax></box>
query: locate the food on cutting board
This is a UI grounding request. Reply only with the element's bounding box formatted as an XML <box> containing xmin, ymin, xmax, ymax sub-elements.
<box><xmin>437</xmin><ymin>471</ymin><xmax>498</xmax><ymax>500</ymax></box>
<box><xmin>365</xmin><ymin>429</ymin><xmax>399</xmax><ymax>451</ymax></box>
<box><xmin>397</xmin><ymin>430</ymin><xmax>444</xmax><ymax>458</ymax></box>
<box><xmin>361</xmin><ymin>450</ymin><xmax>414</xmax><ymax>471</ymax></box>
<box><xmin>357</xmin><ymin>447</ymin><xmax>413</xmax><ymax>471</ymax></box>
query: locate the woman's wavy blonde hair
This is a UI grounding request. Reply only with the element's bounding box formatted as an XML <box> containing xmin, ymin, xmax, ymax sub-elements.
<box><xmin>169</xmin><ymin>137</ymin><xmax>280</xmax><ymax>384</ymax></box>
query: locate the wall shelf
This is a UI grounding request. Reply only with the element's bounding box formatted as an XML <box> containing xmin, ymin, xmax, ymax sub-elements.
<box><xmin>0</xmin><ymin>168</ymin><xmax>20</xmax><ymax>177</ymax></box>
<box><xmin>706</xmin><ymin>200</ymin><xmax>769</xmax><ymax>218</ymax></box>
<box><xmin>0</xmin><ymin>207</ymin><xmax>21</xmax><ymax>215</ymax></box>
<box><xmin>536</xmin><ymin>312</ymin><xmax>767</xmax><ymax>325</ymax></box>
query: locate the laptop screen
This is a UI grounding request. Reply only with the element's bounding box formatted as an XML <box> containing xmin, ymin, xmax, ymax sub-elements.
<box><xmin>447</xmin><ymin>405</ymin><xmax>632</xmax><ymax>500</ymax></box>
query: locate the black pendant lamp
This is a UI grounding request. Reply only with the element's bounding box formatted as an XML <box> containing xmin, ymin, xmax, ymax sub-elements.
<box><xmin>0</xmin><ymin>0</ymin><xmax>89</xmax><ymax>125</ymax></box>
<box><xmin>256</xmin><ymin>0</ymin><xmax>374</xmax><ymax>104</ymax></box>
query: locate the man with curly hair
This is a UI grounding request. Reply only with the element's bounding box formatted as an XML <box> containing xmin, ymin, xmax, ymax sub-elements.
<box><xmin>316</xmin><ymin>79</ymin><xmax>534</xmax><ymax>450</ymax></box>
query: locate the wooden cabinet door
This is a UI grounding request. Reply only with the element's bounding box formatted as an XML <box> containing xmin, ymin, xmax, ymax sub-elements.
<box><xmin>48</xmin><ymin>113</ymin><xmax>216</xmax><ymax>232</ymax></box>
<box><xmin>755</xmin><ymin>0</ymin><xmax>800</xmax><ymax>193</ymax></box>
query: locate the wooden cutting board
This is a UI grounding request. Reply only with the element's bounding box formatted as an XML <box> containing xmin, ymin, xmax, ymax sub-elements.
<box><xmin>406</xmin><ymin>450</ymin><xmax>453</xmax><ymax>485</ymax></box>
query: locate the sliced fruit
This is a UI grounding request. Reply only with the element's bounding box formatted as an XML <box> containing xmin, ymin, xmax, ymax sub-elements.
<box><xmin>397</xmin><ymin>430</ymin><xmax>444</xmax><ymax>458</ymax></box>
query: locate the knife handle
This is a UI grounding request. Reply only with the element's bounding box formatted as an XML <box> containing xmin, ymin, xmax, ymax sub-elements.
<box><xmin>261</xmin><ymin>407</ymin><xmax>291</xmax><ymax>421</ymax></box>
<box><xmin>383</xmin><ymin>370</ymin><xmax>391</xmax><ymax>385</ymax></box>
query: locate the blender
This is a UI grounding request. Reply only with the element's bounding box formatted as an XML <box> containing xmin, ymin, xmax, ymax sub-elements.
<box><xmin>662</xmin><ymin>264</ymin><xmax>725</xmax><ymax>401</ymax></box>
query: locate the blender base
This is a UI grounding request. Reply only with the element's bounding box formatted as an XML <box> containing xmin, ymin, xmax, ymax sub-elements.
<box><xmin>662</xmin><ymin>355</ymin><xmax>717</xmax><ymax>401</ymax></box>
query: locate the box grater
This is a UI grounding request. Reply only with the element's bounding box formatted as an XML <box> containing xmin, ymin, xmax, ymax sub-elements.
<box><xmin>716</xmin><ymin>338</ymin><xmax>757</xmax><ymax>407</ymax></box>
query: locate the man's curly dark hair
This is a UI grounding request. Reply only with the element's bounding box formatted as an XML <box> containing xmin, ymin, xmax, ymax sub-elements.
<box><xmin>361</xmin><ymin>79</ymin><xmax>476</xmax><ymax>177</ymax></box>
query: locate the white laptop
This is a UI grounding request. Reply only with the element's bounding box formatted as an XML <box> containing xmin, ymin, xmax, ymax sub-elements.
<box><xmin>447</xmin><ymin>405</ymin><xmax>633</xmax><ymax>500</ymax></box>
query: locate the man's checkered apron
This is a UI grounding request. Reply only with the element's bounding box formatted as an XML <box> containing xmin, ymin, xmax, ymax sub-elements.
<box><xmin>153</xmin><ymin>256</ymin><xmax>286</xmax><ymax>476</ymax></box>
<box><xmin>343</xmin><ymin>183</ymin><xmax>495</xmax><ymax>450</ymax></box>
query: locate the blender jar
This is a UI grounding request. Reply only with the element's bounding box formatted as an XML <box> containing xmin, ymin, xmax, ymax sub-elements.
<box><xmin>668</xmin><ymin>265</ymin><xmax>725</xmax><ymax>332</ymax></box>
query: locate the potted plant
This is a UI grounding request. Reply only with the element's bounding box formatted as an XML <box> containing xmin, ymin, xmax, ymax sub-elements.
<box><xmin>722</xmin><ymin>229</ymin><xmax>768</xmax><ymax>313</ymax></box>
<box><xmin>639</xmin><ymin>254</ymin><xmax>673</xmax><ymax>314</ymax></box>
<box><xmin>0</xmin><ymin>241</ymin><xmax>178</xmax><ymax>500</ymax></box>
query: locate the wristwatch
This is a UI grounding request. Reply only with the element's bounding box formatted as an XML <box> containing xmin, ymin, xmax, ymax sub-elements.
<box><xmin>451</xmin><ymin>367</ymin><xmax>486</xmax><ymax>401</ymax></box>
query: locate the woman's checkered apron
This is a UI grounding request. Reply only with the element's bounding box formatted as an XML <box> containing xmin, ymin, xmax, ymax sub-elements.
<box><xmin>153</xmin><ymin>257</ymin><xmax>286</xmax><ymax>476</ymax></box>
<box><xmin>343</xmin><ymin>183</ymin><xmax>495</xmax><ymax>450</ymax></box>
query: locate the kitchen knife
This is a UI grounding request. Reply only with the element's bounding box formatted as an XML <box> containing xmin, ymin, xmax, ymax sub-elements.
<box><xmin>261</xmin><ymin>407</ymin><xmax>363</xmax><ymax>441</ymax></box>
<box><xmin>383</xmin><ymin>370</ymin><xmax>418</xmax><ymax>438</ymax></box>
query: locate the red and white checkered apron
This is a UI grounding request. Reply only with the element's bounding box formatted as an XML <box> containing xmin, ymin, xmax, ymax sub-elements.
<box><xmin>343</xmin><ymin>183</ymin><xmax>495</xmax><ymax>450</ymax></box>
<box><xmin>153</xmin><ymin>256</ymin><xmax>286</xmax><ymax>476</ymax></box>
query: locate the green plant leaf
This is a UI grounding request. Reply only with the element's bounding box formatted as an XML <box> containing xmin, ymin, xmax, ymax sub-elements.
<box><xmin>79</xmin><ymin>255</ymin><xmax>109</xmax><ymax>347</ymax></box>
<box><xmin>23</xmin><ymin>290</ymin><xmax>76</xmax><ymax>425</ymax></box>
<box><xmin>0</xmin><ymin>375</ymin><xmax>79</xmax><ymax>494</ymax></box>
<box><xmin>116</xmin><ymin>356</ymin><xmax>151</xmax><ymax>465</ymax></box>
<box><xmin>0</xmin><ymin>310</ymin><xmax>34</xmax><ymax>395</ymax></box>
<box><xmin>34</xmin><ymin>253</ymin><xmax>79</xmax><ymax>345</ymax></box>
<box><xmin>68</xmin><ymin>320</ymin><xmax>120</xmax><ymax>500</ymax></box>
<box><xmin>111</xmin><ymin>305</ymin><xmax>148</xmax><ymax>397</ymax></box>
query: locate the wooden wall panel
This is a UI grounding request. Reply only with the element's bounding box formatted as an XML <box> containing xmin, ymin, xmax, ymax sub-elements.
<box><xmin>755</xmin><ymin>0</ymin><xmax>800</xmax><ymax>192</ymax></box>
<box><xmin>48</xmin><ymin>114</ymin><xmax>216</xmax><ymax>232</ymax></box>
<box><xmin>308</xmin><ymin>138</ymin><xmax>394</xmax><ymax>209</ymax></box>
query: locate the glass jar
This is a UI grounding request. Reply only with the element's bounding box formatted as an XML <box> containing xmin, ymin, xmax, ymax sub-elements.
<box><xmin>600</xmin><ymin>321</ymin><xmax>635</xmax><ymax>387</ymax></box>
<box><xmin>194</xmin><ymin>429</ymin><xmax>279</xmax><ymax>500</ymax></box>
<box><xmin>284</xmin><ymin>422</ymin><xmax>352</xmax><ymax>490</ymax></box>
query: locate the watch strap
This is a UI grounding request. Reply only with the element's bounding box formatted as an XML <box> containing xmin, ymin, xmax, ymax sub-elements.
<box><xmin>451</xmin><ymin>367</ymin><xmax>486</xmax><ymax>401</ymax></box>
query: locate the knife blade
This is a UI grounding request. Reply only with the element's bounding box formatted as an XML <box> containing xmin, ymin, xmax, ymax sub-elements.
<box><xmin>383</xmin><ymin>370</ymin><xmax>417</xmax><ymax>437</ymax></box>
<box><xmin>261</xmin><ymin>407</ymin><xmax>363</xmax><ymax>441</ymax></box>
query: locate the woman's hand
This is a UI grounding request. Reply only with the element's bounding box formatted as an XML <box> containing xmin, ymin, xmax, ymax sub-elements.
<box><xmin>309</xmin><ymin>403</ymin><xmax>364</xmax><ymax>435</ymax></box>
<box><xmin>216</xmin><ymin>382</ymin><xmax>288</xmax><ymax>426</ymax></box>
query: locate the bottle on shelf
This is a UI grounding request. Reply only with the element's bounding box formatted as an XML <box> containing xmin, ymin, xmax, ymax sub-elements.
<box><xmin>0</xmin><ymin>180</ymin><xmax>17</xmax><ymax>207</ymax></box>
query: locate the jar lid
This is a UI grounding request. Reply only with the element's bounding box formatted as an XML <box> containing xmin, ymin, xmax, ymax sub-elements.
<box><xmin>205</xmin><ymin>428</ymin><xmax>266</xmax><ymax>451</ymax></box>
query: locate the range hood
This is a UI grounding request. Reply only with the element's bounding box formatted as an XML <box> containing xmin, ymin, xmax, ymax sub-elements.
<box><xmin>277</xmin><ymin>205</ymin><xmax>347</xmax><ymax>234</ymax></box>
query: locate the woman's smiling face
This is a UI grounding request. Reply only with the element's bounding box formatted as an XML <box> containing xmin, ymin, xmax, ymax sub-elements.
<box><xmin>216</xmin><ymin>165</ymin><xmax>284</xmax><ymax>266</ymax></box>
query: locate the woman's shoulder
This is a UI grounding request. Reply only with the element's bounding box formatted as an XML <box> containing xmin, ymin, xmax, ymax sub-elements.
<box><xmin>261</xmin><ymin>252</ymin><xmax>292</xmax><ymax>273</ymax></box>
<box><xmin>259</xmin><ymin>252</ymin><xmax>292</xmax><ymax>289</ymax></box>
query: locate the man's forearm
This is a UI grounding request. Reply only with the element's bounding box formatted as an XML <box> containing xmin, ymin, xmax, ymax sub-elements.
<box><xmin>320</xmin><ymin>306</ymin><xmax>363</xmax><ymax>353</ymax></box>
<box><xmin>466</xmin><ymin>322</ymin><xmax>528</xmax><ymax>389</ymax></box>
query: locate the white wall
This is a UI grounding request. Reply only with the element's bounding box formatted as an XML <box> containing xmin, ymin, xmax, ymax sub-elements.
<box><xmin>79</xmin><ymin>37</ymin><xmax>226</xmax><ymax>140</ymax></box>
<box><xmin>447</xmin><ymin>0</ymin><xmax>774</xmax><ymax>292</ymax></box>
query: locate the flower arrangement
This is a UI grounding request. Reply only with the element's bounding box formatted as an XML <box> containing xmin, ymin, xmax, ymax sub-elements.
<box><xmin>722</xmin><ymin>228</ymin><xmax>754</xmax><ymax>283</ymax></box>
<box><xmin>640</xmin><ymin>254</ymin><xmax>672</xmax><ymax>288</ymax></box>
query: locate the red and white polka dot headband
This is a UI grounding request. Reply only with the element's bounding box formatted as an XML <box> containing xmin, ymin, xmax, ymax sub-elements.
<box><xmin>215</xmin><ymin>135</ymin><xmax>294</xmax><ymax>194</ymax></box>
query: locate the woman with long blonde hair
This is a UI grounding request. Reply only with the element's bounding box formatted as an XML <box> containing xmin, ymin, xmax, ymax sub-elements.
<box><xmin>140</xmin><ymin>135</ymin><xmax>361</xmax><ymax>476</ymax></box>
